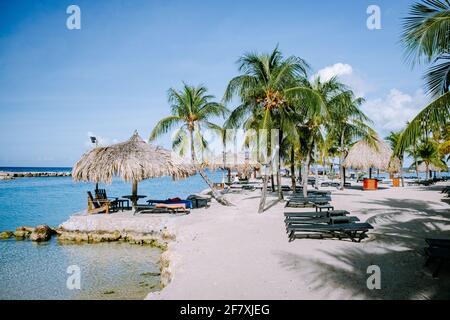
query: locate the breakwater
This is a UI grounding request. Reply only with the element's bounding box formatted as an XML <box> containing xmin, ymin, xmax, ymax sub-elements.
<box><xmin>0</xmin><ymin>172</ymin><xmax>71</xmax><ymax>179</ymax></box>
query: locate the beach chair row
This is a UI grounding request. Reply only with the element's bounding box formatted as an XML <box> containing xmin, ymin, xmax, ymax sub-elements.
<box><xmin>284</xmin><ymin>210</ymin><xmax>373</xmax><ymax>243</ymax></box>
<box><xmin>424</xmin><ymin>238</ymin><xmax>450</xmax><ymax>277</ymax></box>
<box><xmin>285</xmin><ymin>191</ymin><xmax>332</xmax><ymax>208</ymax></box>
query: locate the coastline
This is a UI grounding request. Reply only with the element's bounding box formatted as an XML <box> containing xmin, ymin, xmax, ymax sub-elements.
<box><xmin>145</xmin><ymin>180</ymin><xmax>450</xmax><ymax>300</ymax></box>
<box><xmin>3</xmin><ymin>178</ymin><xmax>449</xmax><ymax>299</ymax></box>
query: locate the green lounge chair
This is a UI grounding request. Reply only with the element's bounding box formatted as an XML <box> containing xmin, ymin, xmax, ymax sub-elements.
<box><xmin>284</xmin><ymin>210</ymin><xmax>350</xmax><ymax>219</ymax></box>
<box><xmin>288</xmin><ymin>222</ymin><xmax>373</xmax><ymax>242</ymax></box>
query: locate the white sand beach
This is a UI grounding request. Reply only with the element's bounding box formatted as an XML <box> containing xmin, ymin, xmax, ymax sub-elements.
<box><xmin>143</xmin><ymin>181</ymin><xmax>450</xmax><ymax>300</ymax></box>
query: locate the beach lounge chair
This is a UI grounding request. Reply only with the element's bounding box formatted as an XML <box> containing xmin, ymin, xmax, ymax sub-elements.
<box><xmin>315</xmin><ymin>204</ymin><xmax>335</xmax><ymax>212</ymax></box>
<box><xmin>284</xmin><ymin>210</ymin><xmax>349</xmax><ymax>217</ymax></box>
<box><xmin>424</xmin><ymin>246</ymin><xmax>450</xmax><ymax>278</ymax></box>
<box><xmin>426</xmin><ymin>238</ymin><xmax>450</xmax><ymax>249</ymax></box>
<box><xmin>286</xmin><ymin>195</ymin><xmax>331</xmax><ymax>208</ymax></box>
<box><xmin>288</xmin><ymin>222</ymin><xmax>373</xmax><ymax>242</ymax></box>
<box><xmin>87</xmin><ymin>191</ymin><xmax>110</xmax><ymax>214</ymax></box>
<box><xmin>147</xmin><ymin>198</ymin><xmax>193</xmax><ymax>209</ymax></box>
<box><xmin>285</xmin><ymin>216</ymin><xmax>360</xmax><ymax>228</ymax></box>
<box><xmin>134</xmin><ymin>203</ymin><xmax>190</xmax><ymax>214</ymax></box>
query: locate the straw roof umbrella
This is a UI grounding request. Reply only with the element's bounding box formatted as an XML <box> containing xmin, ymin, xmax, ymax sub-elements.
<box><xmin>72</xmin><ymin>131</ymin><xmax>195</xmax><ymax>205</ymax></box>
<box><xmin>417</xmin><ymin>162</ymin><xmax>443</xmax><ymax>173</ymax></box>
<box><xmin>343</xmin><ymin>137</ymin><xmax>392</xmax><ymax>178</ymax></box>
<box><xmin>387</xmin><ymin>156</ymin><xmax>402</xmax><ymax>174</ymax></box>
<box><xmin>205</xmin><ymin>151</ymin><xmax>256</xmax><ymax>182</ymax></box>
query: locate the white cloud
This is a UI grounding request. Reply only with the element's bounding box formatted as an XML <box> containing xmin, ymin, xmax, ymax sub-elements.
<box><xmin>361</xmin><ymin>88</ymin><xmax>429</xmax><ymax>136</ymax></box>
<box><xmin>313</xmin><ymin>63</ymin><xmax>373</xmax><ymax>97</ymax></box>
<box><xmin>315</xmin><ymin>63</ymin><xmax>353</xmax><ymax>82</ymax></box>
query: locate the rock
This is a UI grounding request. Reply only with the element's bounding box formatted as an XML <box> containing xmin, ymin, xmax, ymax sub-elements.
<box><xmin>0</xmin><ymin>173</ymin><xmax>14</xmax><ymax>180</ymax></box>
<box><xmin>0</xmin><ymin>231</ymin><xmax>14</xmax><ymax>239</ymax></box>
<box><xmin>14</xmin><ymin>226</ymin><xmax>33</xmax><ymax>238</ymax></box>
<box><xmin>14</xmin><ymin>230</ymin><xmax>30</xmax><ymax>238</ymax></box>
<box><xmin>90</xmin><ymin>231</ymin><xmax>121</xmax><ymax>242</ymax></box>
<box><xmin>30</xmin><ymin>225</ymin><xmax>54</xmax><ymax>242</ymax></box>
<box><xmin>58</xmin><ymin>230</ymin><xmax>89</xmax><ymax>242</ymax></box>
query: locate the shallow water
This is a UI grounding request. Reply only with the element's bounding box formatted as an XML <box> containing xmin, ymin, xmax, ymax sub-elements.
<box><xmin>0</xmin><ymin>169</ymin><xmax>221</xmax><ymax>300</ymax></box>
<box><xmin>0</xmin><ymin>238</ymin><xmax>161</xmax><ymax>300</ymax></box>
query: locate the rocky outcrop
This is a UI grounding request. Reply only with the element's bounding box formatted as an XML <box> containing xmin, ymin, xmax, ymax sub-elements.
<box><xmin>159</xmin><ymin>251</ymin><xmax>172</xmax><ymax>288</ymax></box>
<box><xmin>56</xmin><ymin>229</ymin><xmax>172</xmax><ymax>250</ymax></box>
<box><xmin>0</xmin><ymin>172</ymin><xmax>14</xmax><ymax>180</ymax></box>
<box><xmin>30</xmin><ymin>225</ymin><xmax>55</xmax><ymax>242</ymax></box>
<box><xmin>0</xmin><ymin>231</ymin><xmax>14</xmax><ymax>239</ymax></box>
<box><xmin>13</xmin><ymin>226</ymin><xmax>34</xmax><ymax>239</ymax></box>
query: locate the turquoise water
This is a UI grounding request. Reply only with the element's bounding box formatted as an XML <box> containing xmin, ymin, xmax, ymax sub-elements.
<box><xmin>0</xmin><ymin>238</ymin><xmax>162</xmax><ymax>300</ymax></box>
<box><xmin>0</xmin><ymin>169</ymin><xmax>222</xmax><ymax>300</ymax></box>
<box><xmin>0</xmin><ymin>172</ymin><xmax>221</xmax><ymax>231</ymax></box>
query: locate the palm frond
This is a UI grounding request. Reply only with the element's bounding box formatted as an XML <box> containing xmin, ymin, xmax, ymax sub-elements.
<box><xmin>395</xmin><ymin>90</ymin><xmax>450</xmax><ymax>155</ymax></box>
<box><xmin>149</xmin><ymin>116</ymin><xmax>183</xmax><ymax>141</ymax></box>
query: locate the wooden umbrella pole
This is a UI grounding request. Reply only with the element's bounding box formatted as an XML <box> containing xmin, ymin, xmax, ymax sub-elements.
<box><xmin>132</xmin><ymin>179</ymin><xmax>138</xmax><ymax>207</ymax></box>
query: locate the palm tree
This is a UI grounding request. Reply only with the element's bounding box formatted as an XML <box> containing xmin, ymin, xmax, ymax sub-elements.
<box><xmin>293</xmin><ymin>77</ymin><xmax>365</xmax><ymax>196</ymax></box>
<box><xmin>385</xmin><ymin>131</ymin><xmax>405</xmax><ymax>186</ymax></box>
<box><xmin>149</xmin><ymin>83</ymin><xmax>230</xmax><ymax>205</ymax></box>
<box><xmin>224</xmin><ymin>47</ymin><xmax>322</xmax><ymax>212</ymax></box>
<box><xmin>397</xmin><ymin>0</ymin><xmax>450</xmax><ymax>154</ymax></box>
<box><xmin>415</xmin><ymin>140</ymin><xmax>447</xmax><ymax>179</ymax></box>
<box><xmin>326</xmin><ymin>89</ymin><xmax>374</xmax><ymax>190</ymax></box>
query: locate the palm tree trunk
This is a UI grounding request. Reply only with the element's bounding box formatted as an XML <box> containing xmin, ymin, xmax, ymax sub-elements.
<box><xmin>290</xmin><ymin>147</ymin><xmax>296</xmax><ymax>192</ymax></box>
<box><xmin>259</xmin><ymin>130</ymin><xmax>274</xmax><ymax>212</ymax></box>
<box><xmin>400</xmin><ymin>157</ymin><xmax>404</xmax><ymax>187</ymax></box>
<box><xmin>277</xmin><ymin>161</ymin><xmax>283</xmax><ymax>200</ymax></box>
<box><xmin>298</xmin><ymin>162</ymin><xmax>302</xmax><ymax>186</ymax></box>
<box><xmin>339</xmin><ymin>134</ymin><xmax>345</xmax><ymax>190</ymax></box>
<box><xmin>414</xmin><ymin>145</ymin><xmax>419</xmax><ymax>180</ymax></box>
<box><xmin>276</xmin><ymin>131</ymin><xmax>283</xmax><ymax>200</ymax></box>
<box><xmin>258</xmin><ymin>173</ymin><xmax>268</xmax><ymax>213</ymax></box>
<box><xmin>314</xmin><ymin>146</ymin><xmax>319</xmax><ymax>190</ymax></box>
<box><xmin>302</xmin><ymin>153</ymin><xmax>310</xmax><ymax>198</ymax></box>
<box><xmin>190</xmin><ymin>129</ymin><xmax>230</xmax><ymax>206</ymax></box>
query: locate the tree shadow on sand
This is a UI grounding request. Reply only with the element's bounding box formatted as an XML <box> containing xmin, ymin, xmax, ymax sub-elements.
<box><xmin>274</xmin><ymin>204</ymin><xmax>450</xmax><ymax>299</ymax></box>
<box><xmin>358</xmin><ymin>197</ymin><xmax>449</xmax><ymax>217</ymax></box>
<box><xmin>275</xmin><ymin>246</ymin><xmax>450</xmax><ymax>299</ymax></box>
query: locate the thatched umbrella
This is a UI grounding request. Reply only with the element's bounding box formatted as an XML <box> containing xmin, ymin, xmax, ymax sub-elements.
<box><xmin>417</xmin><ymin>162</ymin><xmax>444</xmax><ymax>173</ymax></box>
<box><xmin>204</xmin><ymin>151</ymin><xmax>256</xmax><ymax>182</ymax></box>
<box><xmin>343</xmin><ymin>137</ymin><xmax>392</xmax><ymax>178</ymax></box>
<box><xmin>72</xmin><ymin>131</ymin><xmax>195</xmax><ymax>206</ymax></box>
<box><xmin>387</xmin><ymin>157</ymin><xmax>402</xmax><ymax>174</ymax></box>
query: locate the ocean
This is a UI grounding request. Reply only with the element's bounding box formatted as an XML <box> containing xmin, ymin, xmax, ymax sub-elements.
<box><xmin>0</xmin><ymin>167</ymin><xmax>222</xmax><ymax>300</ymax></box>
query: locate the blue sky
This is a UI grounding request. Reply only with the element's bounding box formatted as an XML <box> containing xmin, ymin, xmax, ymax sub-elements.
<box><xmin>0</xmin><ymin>0</ymin><xmax>428</xmax><ymax>166</ymax></box>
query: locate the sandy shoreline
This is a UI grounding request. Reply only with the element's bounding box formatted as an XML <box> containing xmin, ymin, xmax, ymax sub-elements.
<box><xmin>144</xmin><ymin>180</ymin><xmax>450</xmax><ymax>300</ymax></box>
<box><xmin>59</xmin><ymin>180</ymin><xmax>450</xmax><ymax>299</ymax></box>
